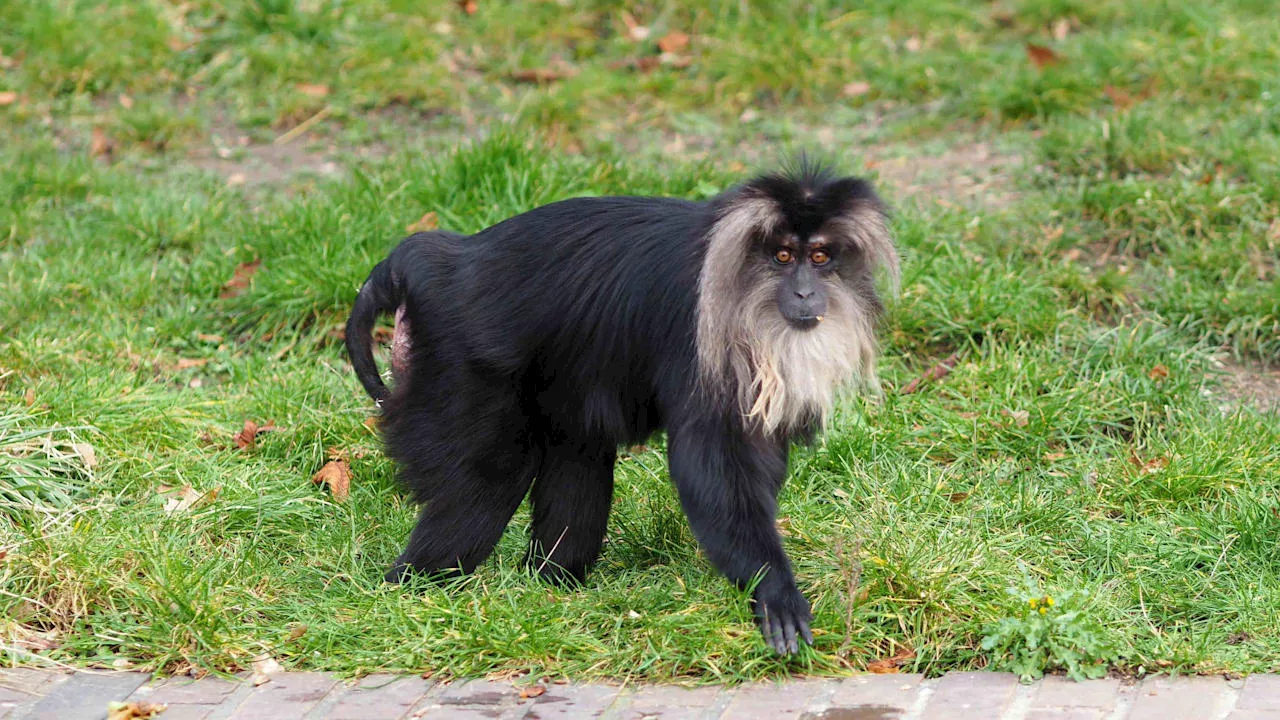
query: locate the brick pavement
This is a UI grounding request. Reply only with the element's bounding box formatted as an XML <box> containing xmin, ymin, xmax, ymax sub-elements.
<box><xmin>0</xmin><ymin>668</ymin><xmax>1268</xmax><ymax>720</ymax></box>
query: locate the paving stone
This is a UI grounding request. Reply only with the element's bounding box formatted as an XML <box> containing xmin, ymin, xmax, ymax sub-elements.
<box><xmin>150</xmin><ymin>705</ymin><xmax>218</xmax><ymax>720</ymax></box>
<box><xmin>523</xmin><ymin>684</ymin><xmax>620</xmax><ymax>720</ymax></box>
<box><xmin>828</xmin><ymin>674</ymin><xmax>922</xmax><ymax>714</ymax></box>
<box><xmin>609</xmin><ymin>685</ymin><xmax>721</xmax><ymax>719</ymax></box>
<box><xmin>1238</xmin><ymin>675</ymin><xmax>1280</xmax><ymax>711</ymax></box>
<box><xmin>1128</xmin><ymin>676</ymin><xmax>1228</xmax><ymax>720</ymax></box>
<box><xmin>919</xmin><ymin>672</ymin><xmax>1017</xmax><ymax>720</ymax></box>
<box><xmin>0</xmin><ymin>668</ymin><xmax>66</xmax><ymax>696</ymax></box>
<box><xmin>1029</xmin><ymin>676</ymin><xmax>1122</xmax><ymax>711</ymax></box>
<box><xmin>325</xmin><ymin>674</ymin><xmax>433</xmax><ymax>719</ymax></box>
<box><xmin>23</xmin><ymin>671</ymin><xmax>150</xmax><ymax>720</ymax></box>
<box><xmin>439</xmin><ymin>679</ymin><xmax>520</xmax><ymax>706</ymax></box>
<box><xmin>226</xmin><ymin>672</ymin><xmax>337</xmax><ymax>720</ymax></box>
<box><xmin>1024</xmin><ymin>710</ymin><xmax>1108</xmax><ymax>720</ymax></box>
<box><xmin>720</xmin><ymin>680</ymin><xmax>832</xmax><ymax>719</ymax></box>
<box><xmin>130</xmin><ymin>675</ymin><xmax>240</xmax><ymax>705</ymax></box>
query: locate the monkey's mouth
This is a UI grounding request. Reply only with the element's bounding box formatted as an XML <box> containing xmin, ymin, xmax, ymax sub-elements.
<box><xmin>788</xmin><ymin>315</ymin><xmax>823</xmax><ymax>330</ymax></box>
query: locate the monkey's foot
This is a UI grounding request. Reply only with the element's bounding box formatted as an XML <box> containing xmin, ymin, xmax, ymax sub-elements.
<box><xmin>753</xmin><ymin>583</ymin><xmax>814</xmax><ymax>655</ymax></box>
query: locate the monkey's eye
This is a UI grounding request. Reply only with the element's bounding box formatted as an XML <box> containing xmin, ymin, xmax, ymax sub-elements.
<box><xmin>810</xmin><ymin>249</ymin><xmax>830</xmax><ymax>266</ymax></box>
<box><xmin>773</xmin><ymin>248</ymin><xmax>795</xmax><ymax>264</ymax></box>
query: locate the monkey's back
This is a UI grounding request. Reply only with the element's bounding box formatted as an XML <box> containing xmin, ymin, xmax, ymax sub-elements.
<box><xmin>396</xmin><ymin>196</ymin><xmax>713</xmax><ymax>443</ymax></box>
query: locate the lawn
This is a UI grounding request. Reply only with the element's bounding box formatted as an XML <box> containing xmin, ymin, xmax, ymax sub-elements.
<box><xmin>1</xmin><ymin>0</ymin><xmax>1278</xmax><ymax>683</ymax></box>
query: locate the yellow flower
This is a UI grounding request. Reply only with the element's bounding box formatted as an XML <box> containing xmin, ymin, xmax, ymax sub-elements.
<box><xmin>1039</xmin><ymin>607</ymin><xmax>1047</xmax><ymax>615</ymax></box>
<box><xmin>1045</xmin><ymin>596</ymin><xmax>1055</xmax><ymax>606</ymax></box>
<box><xmin>1029</xmin><ymin>598</ymin><xmax>1039</xmax><ymax>608</ymax></box>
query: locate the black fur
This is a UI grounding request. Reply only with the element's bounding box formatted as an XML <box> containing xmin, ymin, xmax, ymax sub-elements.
<box><xmin>345</xmin><ymin>171</ymin><xmax>888</xmax><ymax>655</ymax></box>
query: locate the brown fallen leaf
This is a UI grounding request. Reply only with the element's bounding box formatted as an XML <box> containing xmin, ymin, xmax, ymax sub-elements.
<box><xmin>118</xmin><ymin>94</ymin><xmax>134</xmax><ymax>109</ymax></box>
<box><xmin>1141</xmin><ymin>456</ymin><xmax>1169</xmax><ymax>475</ymax></box>
<box><xmin>657</xmin><ymin>30</ymin><xmax>690</xmax><ymax>54</ymax></box>
<box><xmin>946</xmin><ymin>492</ymin><xmax>970</xmax><ymax>503</ymax></box>
<box><xmin>176</xmin><ymin>358</ymin><xmax>208</xmax><ymax>370</ymax></box>
<box><xmin>297</xmin><ymin>83</ymin><xmax>330</xmax><ymax>98</ymax></box>
<box><xmin>1104</xmin><ymin>84</ymin><xmax>1135</xmax><ymax>110</ymax></box>
<box><xmin>899</xmin><ymin>353</ymin><xmax>959</xmax><ymax>394</ymax></box>
<box><xmin>363</xmin><ymin>416</ymin><xmax>380</xmax><ymax>431</ymax></box>
<box><xmin>1043</xmin><ymin>452</ymin><xmax>1067</xmax><ymax>462</ymax></box>
<box><xmin>1051</xmin><ymin>17</ymin><xmax>1071</xmax><ymax>40</ymax></box>
<box><xmin>866</xmin><ymin>647</ymin><xmax>915</xmax><ymax>674</ymax></box>
<box><xmin>285</xmin><ymin>624</ymin><xmax>308</xmax><ymax>642</ymax></box>
<box><xmin>108</xmin><ymin>698</ymin><xmax>153</xmax><ymax>717</ymax></box>
<box><xmin>233</xmin><ymin>419</ymin><xmax>278</xmax><ymax>450</ymax></box>
<box><xmin>518</xmin><ymin>684</ymin><xmax>546</xmax><ymax>699</ymax></box>
<box><xmin>1025</xmin><ymin>43</ymin><xmax>1061</xmax><ymax>69</ymax></box>
<box><xmin>457</xmin><ymin>0</ymin><xmax>478</xmax><ymax>15</ymax></box>
<box><xmin>406</xmin><ymin>211</ymin><xmax>439</xmax><ymax>234</ymax></box>
<box><xmin>197</xmin><ymin>333</ymin><xmax>223</xmax><ymax>344</ymax></box>
<box><xmin>510</xmin><ymin>67</ymin><xmax>571</xmax><ymax>83</ymax></box>
<box><xmin>1147</xmin><ymin>364</ymin><xmax>1170</xmax><ymax>381</ymax></box>
<box><xmin>0</xmin><ymin>91</ymin><xmax>18</xmax><ymax>106</ymax></box>
<box><xmin>312</xmin><ymin>459</ymin><xmax>351</xmax><ymax>502</ymax></box>
<box><xmin>90</xmin><ymin>127</ymin><xmax>114</xmax><ymax>158</ymax></box>
<box><xmin>842</xmin><ymin>81</ymin><xmax>871</xmax><ymax>97</ymax></box>
<box><xmin>220</xmin><ymin>260</ymin><xmax>261</xmax><ymax>299</ymax></box>
<box><xmin>23</xmin><ymin>388</ymin><xmax>35</xmax><ymax>406</ymax></box>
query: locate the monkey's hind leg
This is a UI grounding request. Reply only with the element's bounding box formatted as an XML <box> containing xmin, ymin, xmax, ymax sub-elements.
<box><xmin>525</xmin><ymin>439</ymin><xmax>616</xmax><ymax>585</ymax></box>
<box><xmin>385</xmin><ymin>413</ymin><xmax>542</xmax><ymax>583</ymax></box>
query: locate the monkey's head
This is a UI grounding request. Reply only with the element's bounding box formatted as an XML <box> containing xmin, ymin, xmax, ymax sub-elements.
<box><xmin>696</xmin><ymin>164</ymin><xmax>898</xmax><ymax>436</ymax></box>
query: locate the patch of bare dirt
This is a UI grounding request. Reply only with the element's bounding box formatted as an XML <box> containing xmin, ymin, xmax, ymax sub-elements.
<box><xmin>864</xmin><ymin>140</ymin><xmax>1023</xmax><ymax>209</ymax></box>
<box><xmin>1214</xmin><ymin>359</ymin><xmax>1280</xmax><ymax>414</ymax></box>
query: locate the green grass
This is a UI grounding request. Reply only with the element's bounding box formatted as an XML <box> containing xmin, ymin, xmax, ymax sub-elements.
<box><xmin>2</xmin><ymin>0</ymin><xmax>1279</xmax><ymax>683</ymax></box>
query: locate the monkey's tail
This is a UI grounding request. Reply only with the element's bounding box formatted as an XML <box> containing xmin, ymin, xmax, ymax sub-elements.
<box><xmin>345</xmin><ymin>258</ymin><xmax>399</xmax><ymax>404</ymax></box>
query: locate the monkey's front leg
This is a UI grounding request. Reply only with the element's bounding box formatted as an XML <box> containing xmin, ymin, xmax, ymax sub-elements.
<box><xmin>667</xmin><ymin>418</ymin><xmax>813</xmax><ymax>655</ymax></box>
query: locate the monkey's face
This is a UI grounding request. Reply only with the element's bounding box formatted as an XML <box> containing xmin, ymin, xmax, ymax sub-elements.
<box><xmin>766</xmin><ymin>236</ymin><xmax>840</xmax><ymax>330</ymax></box>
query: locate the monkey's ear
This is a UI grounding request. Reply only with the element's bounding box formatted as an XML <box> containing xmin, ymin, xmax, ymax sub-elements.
<box><xmin>829</xmin><ymin>178</ymin><xmax>899</xmax><ymax>293</ymax></box>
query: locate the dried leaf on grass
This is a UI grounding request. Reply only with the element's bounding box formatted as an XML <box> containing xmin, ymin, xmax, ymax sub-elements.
<box><xmin>866</xmin><ymin>647</ymin><xmax>916</xmax><ymax>674</ymax></box>
<box><xmin>312</xmin><ymin>459</ymin><xmax>351</xmax><ymax>502</ymax></box>
<box><xmin>457</xmin><ymin>0</ymin><xmax>477</xmax><ymax>15</ymax></box>
<box><xmin>159</xmin><ymin>485</ymin><xmax>220</xmax><ymax>514</ymax></box>
<box><xmin>90</xmin><ymin>127</ymin><xmax>114</xmax><ymax>158</ymax></box>
<box><xmin>0</xmin><ymin>91</ymin><xmax>18</xmax><ymax>106</ymax></box>
<box><xmin>296</xmin><ymin>83</ymin><xmax>330</xmax><ymax>98</ymax></box>
<box><xmin>1002</xmin><ymin>409</ymin><xmax>1030</xmax><ymax>427</ymax></box>
<box><xmin>406</xmin><ymin>211</ymin><xmax>438</xmax><ymax>233</ymax></box>
<box><xmin>233</xmin><ymin>420</ymin><xmax>278</xmax><ymax>450</ymax></box>
<box><xmin>176</xmin><ymin>358</ymin><xmax>208</xmax><ymax>370</ymax></box>
<box><xmin>657</xmin><ymin>31</ymin><xmax>689</xmax><ymax>53</ymax></box>
<box><xmin>900</xmin><ymin>353</ymin><xmax>959</xmax><ymax>394</ymax></box>
<box><xmin>107</xmin><ymin>701</ymin><xmax>167</xmax><ymax>720</ymax></box>
<box><xmin>220</xmin><ymin>260</ymin><xmax>261</xmax><ymax>299</ymax></box>
<box><xmin>1148</xmin><ymin>364</ymin><xmax>1170</xmax><ymax>381</ymax></box>
<box><xmin>842</xmin><ymin>81</ymin><xmax>871</xmax><ymax>97</ymax></box>
<box><xmin>1025</xmin><ymin>43</ymin><xmax>1061</xmax><ymax>68</ymax></box>
<box><xmin>510</xmin><ymin>67</ymin><xmax>574</xmax><ymax>83</ymax></box>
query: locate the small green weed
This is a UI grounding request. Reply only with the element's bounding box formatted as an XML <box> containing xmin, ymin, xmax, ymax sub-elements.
<box><xmin>981</xmin><ymin>576</ymin><xmax>1115</xmax><ymax>682</ymax></box>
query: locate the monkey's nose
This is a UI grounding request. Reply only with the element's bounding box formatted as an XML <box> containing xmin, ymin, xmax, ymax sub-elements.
<box><xmin>794</xmin><ymin>288</ymin><xmax>814</xmax><ymax>299</ymax></box>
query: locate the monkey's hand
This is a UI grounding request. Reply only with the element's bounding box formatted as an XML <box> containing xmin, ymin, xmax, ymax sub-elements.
<box><xmin>752</xmin><ymin>580</ymin><xmax>814</xmax><ymax>655</ymax></box>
